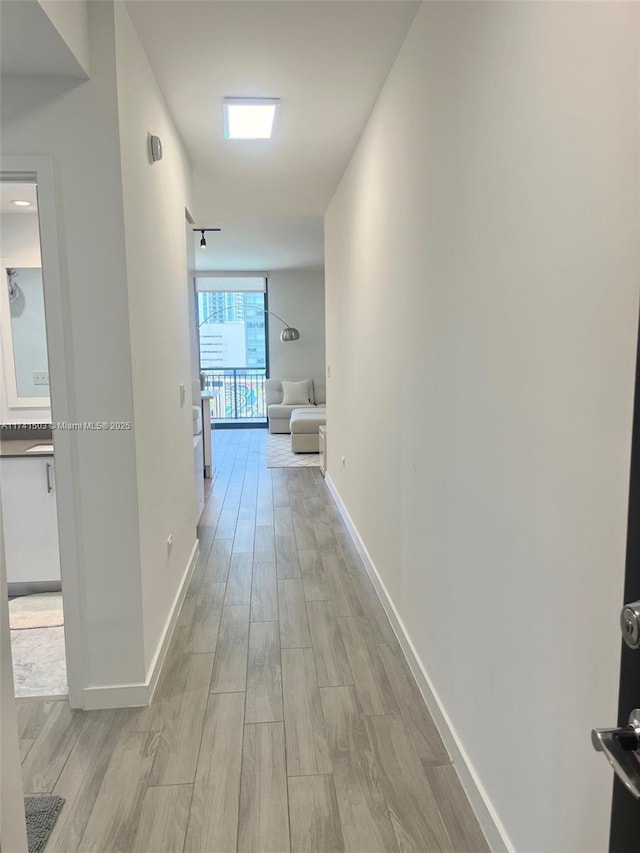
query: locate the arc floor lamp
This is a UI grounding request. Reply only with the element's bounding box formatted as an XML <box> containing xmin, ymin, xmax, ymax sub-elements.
<box><xmin>198</xmin><ymin>304</ymin><xmax>300</xmax><ymax>342</ymax></box>
<box><xmin>193</xmin><ymin>224</ymin><xmax>298</xmax><ymax>341</ymax></box>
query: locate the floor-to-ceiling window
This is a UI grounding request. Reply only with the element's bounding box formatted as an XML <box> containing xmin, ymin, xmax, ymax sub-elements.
<box><xmin>196</xmin><ymin>276</ymin><xmax>268</xmax><ymax>425</ymax></box>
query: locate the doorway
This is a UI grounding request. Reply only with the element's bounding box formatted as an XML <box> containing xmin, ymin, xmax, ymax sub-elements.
<box><xmin>0</xmin><ymin>174</ymin><xmax>67</xmax><ymax>698</ymax></box>
<box><xmin>0</xmin><ymin>160</ymin><xmax>77</xmax><ymax>704</ymax></box>
<box><xmin>606</xmin><ymin>316</ymin><xmax>640</xmax><ymax>849</ymax></box>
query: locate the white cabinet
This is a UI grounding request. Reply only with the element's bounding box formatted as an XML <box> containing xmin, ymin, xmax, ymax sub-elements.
<box><xmin>202</xmin><ymin>398</ymin><xmax>212</xmax><ymax>479</ymax></box>
<box><xmin>194</xmin><ymin>434</ymin><xmax>204</xmax><ymax>523</ymax></box>
<box><xmin>0</xmin><ymin>457</ymin><xmax>61</xmax><ymax>585</ymax></box>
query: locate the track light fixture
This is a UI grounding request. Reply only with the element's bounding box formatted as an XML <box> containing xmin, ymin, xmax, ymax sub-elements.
<box><xmin>193</xmin><ymin>227</ymin><xmax>221</xmax><ymax>249</ymax></box>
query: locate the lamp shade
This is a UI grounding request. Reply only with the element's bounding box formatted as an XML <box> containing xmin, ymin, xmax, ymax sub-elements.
<box><xmin>280</xmin><ymin>327</ymin><xmax>300</xmax><ymax>342</ymax></box>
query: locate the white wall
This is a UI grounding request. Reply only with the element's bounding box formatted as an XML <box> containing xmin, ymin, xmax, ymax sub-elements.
<box><xmin>186</xmin><ymin>220</ymin><xmax>199</xmax><ymax>386</ymax></box>
<box><xmin>1</xmin><ymin>3</ymin><xmax>146</xmax><ymax>697</ymax></box>
<box><xmin>2</xmin><ymin>1</ymin><xmax>198</xmax><ymax>700</ymax></box>
<box><xmin>325</xmin><ymin>4</ymin><xmax>640</xmax><ymax>852</ymax></box>
<box><xmin>113</xmin><ymin>2</ymin><xmax>197</xmax><ymax>674</ymax></box>
<box><xmin>0</xmin><ymin>213</ymin><xmax>41</xmax><ymax>265</ymax></box>
<box><xmin>0</xmin><ymin>506</ymin><xmax>28</xmax><ymax>853</ymax></box>
<box><xmin>268</xmin><ymin>268</ymin><xmax>325</xmax><ymax>382</ymax></box>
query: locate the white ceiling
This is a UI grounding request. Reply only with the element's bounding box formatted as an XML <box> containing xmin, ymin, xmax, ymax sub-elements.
<box><xmin>193</xmin><ymin>216</ymin><xmax>323</xmax><ymax>272</ymax></box>
<box><xmin>126</xmin><ymin>0</ymin><xmax>419</xmax><ymax>270</ymax></box>
<box><xmin>0</xmin><ymin>183</ymin><xmax>38</xmax><ymax>215</ymax></box>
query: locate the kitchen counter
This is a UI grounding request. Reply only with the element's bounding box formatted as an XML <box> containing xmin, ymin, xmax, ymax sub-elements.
<box><xmin>0</xmin><ymin>439</ymin><xmax>54</xmax><ymax>458</ymax></box>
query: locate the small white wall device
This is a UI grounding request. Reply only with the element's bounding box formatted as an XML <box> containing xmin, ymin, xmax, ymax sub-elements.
<box><xmin>148</xmin><ymin>134</ymin><xmax>163</xmax><ymax>163</ymax></box>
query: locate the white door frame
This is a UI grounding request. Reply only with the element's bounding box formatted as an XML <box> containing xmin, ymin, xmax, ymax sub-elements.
<box><xmin>1</xmin><ymin>155</ymin><xmax>84</xmax><ymax>708</ymax></box>
<box><xmin>0</xmin><ymin>506</ymin><xmax>28</xmax><ymax>851</ymax></box>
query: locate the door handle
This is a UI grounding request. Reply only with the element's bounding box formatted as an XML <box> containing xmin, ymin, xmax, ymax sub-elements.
<box><xmin>592</xmin><ymin>709</ymin><xmax>640</xmax><ymax>798</ymax></box>
<box><xmin>45</xmin><ymin>462</ymin><xmax>53</xmax><ymax>494</ymax></box>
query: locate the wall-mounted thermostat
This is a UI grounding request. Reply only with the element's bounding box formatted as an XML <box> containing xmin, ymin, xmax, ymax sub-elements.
<box><xmin>148</xmin><ymin>134</ymin><xmax>163</xmax><ymax>163</ymax></box>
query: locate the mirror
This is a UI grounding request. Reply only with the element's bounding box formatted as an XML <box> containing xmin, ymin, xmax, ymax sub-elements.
<box><xmin>0</xmin><ymin>180</ymin><xmax>50</xmax><ymax>409</ymax></box>
<box><xmin>5</xmin><ymin>266</ymin><xmax>49</xmax><ymax>398</ymax></box>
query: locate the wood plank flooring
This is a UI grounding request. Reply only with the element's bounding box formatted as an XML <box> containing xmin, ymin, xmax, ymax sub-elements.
<box><xmin>18</xmin><ymin>428</ymin><xmax>490</xmax><ymax>852</ymax></box>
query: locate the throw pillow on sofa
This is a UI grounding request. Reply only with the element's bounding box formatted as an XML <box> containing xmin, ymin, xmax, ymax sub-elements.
<box><xmin>281</xmin><ymin>380</ymin><xmax>311</xmax><ymax>406</ymax></box>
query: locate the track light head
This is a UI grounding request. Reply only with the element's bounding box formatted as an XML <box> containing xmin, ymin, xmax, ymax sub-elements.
<box><xmin>193</xmin><ymin>227</ymin><xmax>221</xmax><ymax>250</ymax></box>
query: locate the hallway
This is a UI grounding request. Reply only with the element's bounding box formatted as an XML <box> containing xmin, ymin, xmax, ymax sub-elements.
<box><xmin>17</xmin><ymin>428</ymin><xmax>488</xmax><ymax>852</ymax></box>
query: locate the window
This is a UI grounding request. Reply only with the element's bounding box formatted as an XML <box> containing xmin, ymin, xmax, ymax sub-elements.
<box><xmin>196</xmin><ymin>279</ymin><xmax>268</xmax><ymax>424</ymax></box>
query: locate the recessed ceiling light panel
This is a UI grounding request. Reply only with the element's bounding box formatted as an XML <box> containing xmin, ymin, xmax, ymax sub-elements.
<box><xmin>11</xmin><ymin>200</ymin><xmax>31</xmax><ymax>207</ymax></box>
<box><xmin>223</xmin><ymin>97</ymin><xmax>280</xmax><ymax>140</ymax></box>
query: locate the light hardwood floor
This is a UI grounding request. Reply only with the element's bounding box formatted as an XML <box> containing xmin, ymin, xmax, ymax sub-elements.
<box><xmin>18</xmin><ymin>428</ymin><xmax>490</xmax><ymax>853</ymax></box>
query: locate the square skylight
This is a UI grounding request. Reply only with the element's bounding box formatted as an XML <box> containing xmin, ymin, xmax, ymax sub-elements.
<box><xmin>223</xmin><ymin>98</ymin><xmax>280</xmax><ymax>140</ymax></box>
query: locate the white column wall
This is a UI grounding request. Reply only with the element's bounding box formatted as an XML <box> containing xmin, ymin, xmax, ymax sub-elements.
<box><xmin>268</xmin><ymin>268</ymin><xmax>325</xmax><ymax>381</ymax></box>
<box><xmin>325</xmin><ymin>4</ymin><xmax>640</xmax><ymax>850</ymax></box>
<box><xmin>114</xmin><ymin>3</ymin><xmax>197</xmax><ymax>674</ymax></box>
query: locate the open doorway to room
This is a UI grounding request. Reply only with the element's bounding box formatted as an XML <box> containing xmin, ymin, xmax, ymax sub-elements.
<box><xmin>0</xmin><ymin>173</ymin><xmax>67</xmax><ymax>699</ymax></box>
<box><xmin>196</xmin><ymin>275</ymin><xmax>269</xmax><ymax>427</ymax></box>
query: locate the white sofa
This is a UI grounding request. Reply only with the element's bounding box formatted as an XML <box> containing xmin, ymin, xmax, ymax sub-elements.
<box><xmin>266</xmin><ymin>378</ymin><xmax>326</xmax><ymax>433</ymax></box>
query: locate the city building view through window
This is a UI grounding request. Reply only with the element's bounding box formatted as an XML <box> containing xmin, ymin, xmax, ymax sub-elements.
<box><xmin>198</xmin><ymin>290</ymin><xmax>268</xmax><ymax>423</ymax></box>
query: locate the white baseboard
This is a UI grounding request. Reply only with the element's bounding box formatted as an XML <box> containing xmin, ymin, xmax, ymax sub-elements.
<box><xmin>82</xmin><ymin>540</ymin><xmax>199</xmax><ymax>711</ymax></box>
<box><xmin>82</xmin><ymin>681</ymin><xmax>152</xmax><ymax>710</ymax></box>
<box><xmin>146</xmin><ymin>539</ymin><xmax>199</xmax><ymax>702</ymax></box>
<box><xmin>325</xmin><ymin>474</ymin><xmax>514</xmax><ymax>853</ymax></box>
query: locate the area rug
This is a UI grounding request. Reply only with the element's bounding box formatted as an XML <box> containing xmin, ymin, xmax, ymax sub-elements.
<box><xmin>25</xmin><ymin>796</ymin><xmax>65</xmax><ymax>853</ymax></box>
<box><xmin>11</xmin><ymin>626</ymin><xmax>68</xmax><ymax>697</ymax></box>
<box><xmin>266</xmin><ymin>433</ymin><xmax>320</xmax><ymax>468</ymax></box>
<box><xmin>9</xmin><ymin>593</ymin><xmax>63</xmax><ymax>629</ymax></box>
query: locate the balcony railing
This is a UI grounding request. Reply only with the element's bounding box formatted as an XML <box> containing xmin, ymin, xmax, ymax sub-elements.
<box><xmin>201</xmin><ymin>368</ymin><xmax>266</xmax><ymax>422</ymax></box>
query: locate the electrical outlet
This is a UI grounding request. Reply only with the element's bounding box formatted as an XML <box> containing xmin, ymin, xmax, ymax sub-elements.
<box><xmin>179</xmin><ymin>383</ymin><xmax>186</xmax><ymax>407</ymax></box>
<box><xmin>33</xmin><ymin>371</ymin><xmax>49</xmax><ymax>386</ymax></box>
<box><xmin>167</xmin><ymin>534</ymin><xmax>174</xmax><ymax>553</ymax></box>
